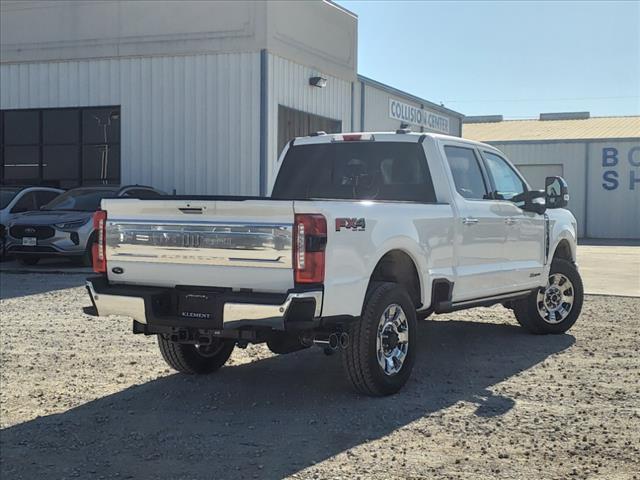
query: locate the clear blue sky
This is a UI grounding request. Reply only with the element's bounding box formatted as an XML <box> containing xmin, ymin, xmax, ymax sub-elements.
<box><xmin>337</xmin><ymin>0</ymin><xmax>640</xmax><ymax>119</ymax></box>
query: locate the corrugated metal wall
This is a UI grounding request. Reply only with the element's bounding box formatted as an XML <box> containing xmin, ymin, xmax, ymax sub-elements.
<box><xmin>266</xmin><ymin>53</ymin><xmax>352</xmax><ymax>190</ymax></box>
<box><xmin>490</xmin><ymin>139</ymin><xmax>640</xmax><ymax>239</ymax></box>
<box><xmin>1</xmin><ymin>52</ymin><xmax>261</xmax><ymax>195</ymax></box>
<box><xmin>586</xmin><ymin>140</ymin><xmax>640</xmax><ymax>239</ymax></box>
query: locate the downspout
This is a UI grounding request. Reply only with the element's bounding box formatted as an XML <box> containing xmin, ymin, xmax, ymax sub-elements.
<box><xmin>360</xmin><ymin>81</ymin><xmax>365</xmax><ymax>132</ymax></box>
<box><xmin>259</xmin><ymin>49</ymin><xmax>268</xmax><ymax>196</ymax></box>
<box><xmin>583</xmin><ymin>141</ymin><xmax>590</xmax><ymax>238</ymax></box>
<box><xmin>350</xmin><ymin>81</ymin><xmax>355</xmax><ymax>132</ymax></box>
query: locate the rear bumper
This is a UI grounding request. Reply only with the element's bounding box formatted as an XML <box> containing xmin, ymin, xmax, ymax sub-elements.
<box><xmin>85</xmin><ymin>276</ymin><xmax>323</xmax><ymax>331</ymax></box>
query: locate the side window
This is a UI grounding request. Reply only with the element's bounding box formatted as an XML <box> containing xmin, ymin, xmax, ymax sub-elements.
<box><xmin>482</xmin><ymin>152</ymin><xmax>526</xmax><ymax>201</ymax></box>
<box><xmin>11</xmin><ymin>192</ymin><xmax>37</xmax><ymax>213</ymax></box>
<box><xmin>36</xmin><ymin>190</ymin><xmax>61</xmax><ymax>208</ymax></box>
<box><xmin>443</xmin><ymin>146</ymin><xmax>488</xmax><ymax>200</ymax></box>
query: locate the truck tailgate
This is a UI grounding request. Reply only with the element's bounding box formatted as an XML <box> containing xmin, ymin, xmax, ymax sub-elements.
<box><xmin>102</xmin><ymin>198</ymin><xmax>294</xmax><ymax>291</ymax></box>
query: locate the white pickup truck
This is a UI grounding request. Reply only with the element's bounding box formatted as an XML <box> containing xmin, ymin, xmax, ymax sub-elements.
<box><xmin>85</xmin><ymin>131</ymin><xmax>583</xmax><ymax>396</ymax></box>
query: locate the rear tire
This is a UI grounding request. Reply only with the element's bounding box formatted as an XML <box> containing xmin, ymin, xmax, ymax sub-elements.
<box><xmin>79</xmin><ymin>233</ymin><xmax>97</xmax><ymax>267</ymax></box>
<box><xmin>342</xmin><ymin>282</ymin><xmax>417</xmax><ymax>396</ymax></box>
<box><xmin>514</xmin><ymin>258</ymin><xmax>583</xmax><ymax>334</ymax></box>
<box><xmin>157</xmin><ymin>336</ymin><xmax>235</xmax><ymax>374</ymax></box>
<box><xmin>18</xmin><ymin>256</ymin><xmax>39</xmax><ymax>266</ymax></box>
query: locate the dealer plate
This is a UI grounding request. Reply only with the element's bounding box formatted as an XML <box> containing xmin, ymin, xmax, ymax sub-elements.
<box><xmin>22</xmin><ymin>237</ymin><xmax>37</xmax><ymax>246</ymax></box>
<box><xmin>178</xmin><ymin>292</ymin><xmax>217</xmax><ymax>320</ymax></box>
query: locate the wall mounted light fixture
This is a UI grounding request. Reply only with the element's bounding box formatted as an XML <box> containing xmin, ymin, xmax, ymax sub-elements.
<box><xmin>309</xmin><ymin>76</ymin><xmax>327</xmax><ymax>88</ymax></box>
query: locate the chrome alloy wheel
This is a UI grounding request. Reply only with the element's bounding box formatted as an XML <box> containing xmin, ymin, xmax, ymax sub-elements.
<box><xmin>376</xmin><ymin>303</ymin><xmax>410</xmax><ymax>376</ymax></box>
<box><xmin>537</xmin><ymin>273</ymin><xmax>575</xmax><ymax>324</ymax></box>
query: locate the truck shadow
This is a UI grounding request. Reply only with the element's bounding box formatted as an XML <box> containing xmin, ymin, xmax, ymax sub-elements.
<box><xmin>1</xmin><ymin>319</ymin><xmax>574</xmax><ymax>480</ymax></box>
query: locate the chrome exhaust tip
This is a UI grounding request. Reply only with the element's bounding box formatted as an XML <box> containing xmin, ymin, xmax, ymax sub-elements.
<box><xmin>306</xmin><ymin>332</ymin><xmax>349</xmax><ymax>351</ymax></box>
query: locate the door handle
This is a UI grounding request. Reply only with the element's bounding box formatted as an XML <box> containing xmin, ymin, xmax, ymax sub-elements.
<box><xmin>505</xmin><ymin>217</ymin><xmax>519</xmax><ymax>225</ymax></box>
<box><xmin>462</xmin><ymin>217</ymin><xmax>479</xmax><ymax>225</ymax></box>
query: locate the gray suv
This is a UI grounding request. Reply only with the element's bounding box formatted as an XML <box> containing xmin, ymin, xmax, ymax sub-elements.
<box><xmin>6</xmin><ymin>185</ymin><xmax>164</xmax><ymax>266</ymax></box>
<box><xmin>1</xmin><ymin>186</ymin><xmax>64</xmax><ymax>258</ymax></box>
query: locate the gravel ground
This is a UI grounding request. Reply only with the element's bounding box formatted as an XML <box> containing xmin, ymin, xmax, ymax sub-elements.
<box><xmin>1</xmin><ymin>272</ymin><xmax>639</xmax><ymax>480</ymax></box>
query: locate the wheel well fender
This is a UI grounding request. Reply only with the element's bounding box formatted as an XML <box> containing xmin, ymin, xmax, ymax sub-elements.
<box><xmin>550</xmin><ymin>236</ymin><xmax>576</xmax><ymax>264</ymax></box>
<box><xmin>366</xmin><ymin>249</ymin><xmax>423</xmax><ymax>308</ymax></box>
<box><xmin>552</xmin><ymin>239</ymin><xmax>573</xmax><ymax>262</ymax></box>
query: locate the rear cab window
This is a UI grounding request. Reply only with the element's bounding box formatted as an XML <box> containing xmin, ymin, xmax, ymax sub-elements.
<box><xmin>271</xmin><ymin>141</ymin><xmax>436</xmax><ymax>203</ymax></box>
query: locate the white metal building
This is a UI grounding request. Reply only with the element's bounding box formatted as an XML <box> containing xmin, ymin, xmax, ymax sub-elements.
<box><xmin>0</xmin><ymin>0</ymin><xmax>463</xmax><ymax>196</ymax></box>
<box><xmin>464</xmin><ymin>113</ymin><xmax>640</xmax><ymax>239</ymax></box>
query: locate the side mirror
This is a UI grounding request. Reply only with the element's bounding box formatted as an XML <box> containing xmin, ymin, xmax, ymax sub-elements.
<box><xmin>511</xmin><ymin>190</ymin><xmax>545</xmax><ymax>214</ymax></box>
<box><xmin>545</xmin><ymin>176</ymin><xmax>569</xmax><ymax>209</ymax></box>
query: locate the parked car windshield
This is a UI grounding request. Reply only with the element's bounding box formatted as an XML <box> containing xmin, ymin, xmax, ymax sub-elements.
<box><xmin>41</xmin><ymin>188</ymin><xmax>118</xmax><ymax>212</ymax></box>
<box><xmin>271</xmin><ymin>141</ymin><xmax>436</xmax><ymax>202</ymax></box>
<box><xmin>1</xmin><ymin>188</ymin><xmax>22</xmax><ymax>210</ymax></box>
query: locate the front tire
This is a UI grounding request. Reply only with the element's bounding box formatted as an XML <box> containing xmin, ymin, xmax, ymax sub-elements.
<box><xmin>514</xmin><ymin>258</ymin><xmax>584</xmax><ymax>334</ymax></box>
<box><xmin>343</xmin><ymin>282</ymin><xmax>417</xmax><ymax>396</ymax></box>
<box><xmin>157</xmin><ymin>336</ymin><xmax>235</xmax><ymax>374</ymax></box>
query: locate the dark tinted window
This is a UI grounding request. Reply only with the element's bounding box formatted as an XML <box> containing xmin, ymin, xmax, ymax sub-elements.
<box><xmin>43</xmin><ymin>109</ymin><xmax>79</xmax><ymax>144</ymax></box>
<box><xmin>3</xmin><ymin>146</ymin><xmax>39</xmax><ymax>180</ymax></box>
<box><xmin>272</xmin><ymin>142</ymin><xmax>436</xmax><ymax>202</ymax></box>
<box><xmin>1</xmin><ymin>107</ymin><xmax>120</xmax><ymax>188</ymax></box>
<box><xmin>36</xmin><ymin>190</ymin><xmax>61</xmax><ymax>207</ymax></box>
<box><xmin>11</xmin><ymin>191</ymin><xmax>38</xmax><ymax>213</ymax></box>
<box><xmin>43</xmin><ymin>188</ymin><xmax>117</xmax><ymax>211</ymax></box>
<box><xmin>4</xmin><ymin>111</ymin><xmax>39</xmax><ymax>145</ymax></box>
<box><xmin>43</xmin><ymin>146</ymin><xmax>79</xmax><ymax>181</ymax></box>
<box><xmin>122</xmin><ymin>188</ymin><xmax>162</xmax><ymax>198</ymax></box>
<box><xmin>443</xmin><ymin>146</ymin><xmax>487</xmax><ymax>200</ymax></box>
<box><xmin>82</xmin><ymin>145</ymin><xmax>120</xmax><ymax>183</ymax></box>
<box><xmin>82</xmin><ymin>108</ymin><xmax>120</xmax><ymax>144</ymax></box>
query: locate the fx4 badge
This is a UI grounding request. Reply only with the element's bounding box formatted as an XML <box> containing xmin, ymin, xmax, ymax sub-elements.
<box><xmin>335</xmin><ymin>217</ymin><xmax>366</xmax><ymax>232</ymax></box>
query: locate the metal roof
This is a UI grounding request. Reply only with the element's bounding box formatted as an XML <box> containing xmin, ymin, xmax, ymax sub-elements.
<box><xmin>463</xmin><ymin>116</ymin><xmax>640</xmax><ymax>142</ymax></box>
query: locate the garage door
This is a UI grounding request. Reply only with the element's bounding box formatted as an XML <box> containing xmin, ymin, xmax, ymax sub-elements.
<box><xmin>515</xmin><ymin>164</ymin><xmax>564</xmax><ymax>190</ymax></box>
<box><xmin>277</xmin><ymin>106</ymin><xmax>341</xmax><ymax>156</ymax></box>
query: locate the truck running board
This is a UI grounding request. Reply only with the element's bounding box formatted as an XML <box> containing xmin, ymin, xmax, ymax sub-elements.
<box><xmin>426</xmin><ymin>278</ymin><xmax>534</xmax><ymax>314</ymax></box>
<box><xmin>437</xmin><ymin>289</ymin><xmax>534</xmax><ymax>314</ymax></box>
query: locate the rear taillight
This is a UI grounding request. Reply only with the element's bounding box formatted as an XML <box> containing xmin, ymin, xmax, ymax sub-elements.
<box><xmin>293</xmin><ymin>214</ymin><xmax>327</xmax><ymax>284</ymax></box>
<box><xmin>92</xmin><ymin>210</ymin><xmax>107</xmax><ymax>273</ymax></box>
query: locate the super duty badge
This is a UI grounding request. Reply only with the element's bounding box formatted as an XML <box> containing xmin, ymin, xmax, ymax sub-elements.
<box><xmin>335</xmin><ymin>218</ymin><xmax>366</xmax><ymax>232</ymax></box>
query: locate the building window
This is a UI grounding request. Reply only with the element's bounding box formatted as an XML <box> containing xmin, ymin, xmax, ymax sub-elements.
<box><xmin>1</xmin><ymin>106</ymin><xmax>120</xmax><ymax>188</ymax></box>
<box><xmin>277</xmin><ymin>105</ymin><xmax>342</xmax><ymax>156</ymax></box>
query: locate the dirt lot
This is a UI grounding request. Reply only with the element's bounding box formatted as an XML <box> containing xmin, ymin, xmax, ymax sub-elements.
<box><xmin>1</xmin><ymin>272</ymin><xmax>639</xmax><ymax>480</ymax></box>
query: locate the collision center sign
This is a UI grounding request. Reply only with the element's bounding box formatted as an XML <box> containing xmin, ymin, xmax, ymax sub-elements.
<box><xmin>389</xmin><ymin>98</ymin><xmax>450</xmax><ymax>134</ymax></box>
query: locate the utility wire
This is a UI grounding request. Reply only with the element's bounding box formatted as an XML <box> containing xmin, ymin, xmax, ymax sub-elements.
<box><xmin>445</xmin><ymin>95</ymin><xmax>639</xmax><ymax>104</ymax></box>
